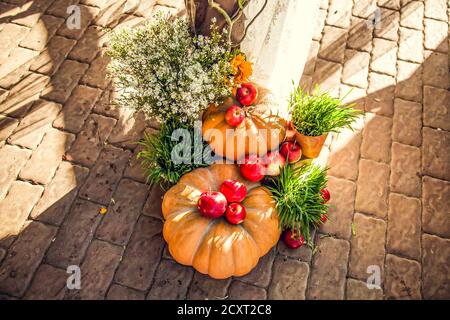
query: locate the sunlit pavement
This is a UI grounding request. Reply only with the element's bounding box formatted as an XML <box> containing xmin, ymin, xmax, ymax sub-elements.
<box><xmin>0</xmin><ymin>0</ymin><xmax>448</xmax><ymax>300</ymax></box>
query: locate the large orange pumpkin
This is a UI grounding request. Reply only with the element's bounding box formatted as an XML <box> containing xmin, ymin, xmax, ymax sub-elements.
<box><xmin>202</xmin><ymin>88</ymin><xmax>287</xmax><ymax>161</ymax></box>
<box><xmin>162</xmin><ymin>164</ymin><xmax>280</xmax><ymax>279</ymax></box>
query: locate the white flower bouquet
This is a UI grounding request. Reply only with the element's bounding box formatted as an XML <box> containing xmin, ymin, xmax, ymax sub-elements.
<box><xmin>107</xmin><ymin>14</ymin><xmax>236</xmax><ymax>124</ymax></box>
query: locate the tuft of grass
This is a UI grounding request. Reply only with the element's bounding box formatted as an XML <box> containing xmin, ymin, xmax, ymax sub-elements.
<box><xmin>265</xmin><ymin>164</ymin><xmax>329</xmax><ymax>245</ymax></box>
<box><xmin>137</xmin><ymin>119</ymin><xmax>212</xmax><ymax>190</ymax></box>
<box><xmin>289</xmin><ymin>86</ymin><xmax>361</xmax><ymax>137</ymax></box>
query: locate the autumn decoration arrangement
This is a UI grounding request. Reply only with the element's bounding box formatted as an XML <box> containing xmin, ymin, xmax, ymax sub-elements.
<box><xmin>107</xmin><ymin>14</ymin><xmax>361</xmax><ymax>279</ymax></box>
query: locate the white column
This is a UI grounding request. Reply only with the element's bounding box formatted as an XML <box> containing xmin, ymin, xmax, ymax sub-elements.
<box><xmin>241</xmin><ymin>0</ymin><xmax>320</xmax><ymax>115</ymax></box>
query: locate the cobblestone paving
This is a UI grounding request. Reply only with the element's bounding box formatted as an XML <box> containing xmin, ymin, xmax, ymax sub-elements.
<box><xmin>0</xmin><ymin>0</ymin><xmax>448</xmax><ymax>300</ymax></box>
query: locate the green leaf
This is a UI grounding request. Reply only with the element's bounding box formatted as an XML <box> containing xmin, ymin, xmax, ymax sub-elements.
<box><xmin>289</xmin><ymin>85</ymin><xmax>362</xmax><ymax>136</ymax></box>
<box><xmin>137</xmin><ymin>118</ymin><xmax>210</xmax><ymax>189</ymax></box>
<box><xmin>351</xmin><ymin>222</ymin><xmax>357</xmax><ymax>236</ymax></box>
<box><xmin>265</xmin><ymin>164</ymin><xmax>329</xmax><ymax>244</ymax></box>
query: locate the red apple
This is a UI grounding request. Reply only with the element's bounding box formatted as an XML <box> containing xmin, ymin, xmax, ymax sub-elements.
<box><xmin>264</xmin><ymin>151</ymin><xmax>286</xmax><ymax>176</ymax></box>
<box><xmin>236</xmin><ymin>83</ymin><xmax>258</xmax><ymax>106</ymax></box>
<box><xmin>220</xmin><ymin>179</ymin><xmax>247</xmax><ymax>203</ymax></box>
<box><xmin>239</xmin><ymin>154</ymin><xmax>266</xmax><ymax>182</ymax></box>
<box><xmin>225</xmin><ymin>105</ymin><xmax>245</xmax><ymax>127</ymax></box>
<box><xmin>283</xmin><ymin>229</ymin><xmax>305</xmax><ymax>249</ymax></box>
<box><xmin>280</xmin><ymin>141</ymin><xmax>302</xmax><ymax>163</ymax></box>
<box><xmin>285</xmin><ymin>120</ymin><xmax>296</xmax><ymax>142</ymax></box>
<box><xmin>225</xmin><ymin>203</ymin><xmax>246</xmax><ymax>224</ymax></box>
<box><xmin>321</xmin><ymin>188</ymin><xmax>330</xmax><ymax>203</ymax></box>
<box><xmin>197</xmin><ymin>191</ymin><xmax>227</xmax><ymax>218</ymax></box>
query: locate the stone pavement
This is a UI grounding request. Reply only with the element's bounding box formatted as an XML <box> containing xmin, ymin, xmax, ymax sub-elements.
<box><xmin>0</xmin><ymin>0</ymin><xmax>448</xmax><ymax>300</ymax></box>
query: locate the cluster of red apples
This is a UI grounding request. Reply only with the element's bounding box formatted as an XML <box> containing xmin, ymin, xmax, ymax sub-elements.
<box><xmin>197</xmin><ymin>179</ymin><xmax>248</xmax><ymax>225</ymax></box>
<box><xmin>224</xmin><ymin>83</ymin><xmax>258</xmax><ymax>127</ymax></box>
<box><xmin>216</xmin><ymin>81</ymin><xmax>332</xmax><ymax>249</ymax></box>
<box><xmin>239</xmin><ymin>141</ymin><xmax>302</xmax><ymax>182</ymax></box>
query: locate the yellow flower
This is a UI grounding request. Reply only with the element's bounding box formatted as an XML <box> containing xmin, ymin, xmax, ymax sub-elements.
<box><xmin>99</xmin><ymin>207</ymin><xmax>108</xmax><ymax>215</ymax></box>
<box><xmin>230</xmin><ymin>54</ymin><xmax>253</xmax><ymax>85</ymax></box>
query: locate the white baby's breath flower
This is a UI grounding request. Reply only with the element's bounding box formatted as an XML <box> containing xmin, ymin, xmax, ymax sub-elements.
<box><xmin>107</xmin><ymin>14</ymin><xmax>233</xmax><ymax>124</ymax></box>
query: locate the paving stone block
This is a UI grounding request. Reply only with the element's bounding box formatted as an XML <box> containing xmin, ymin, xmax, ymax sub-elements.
<box><xmin>374</xmin><ymin>7</ymin><xmax>400</xmax><ymax>41</ymax></box>
<box><xmin>392</xmin><ymin>98</ymin><xmax>422</xmax><ymax>146</ymax></box>
<box><xmin>346</xmin><ymin>278</ymin><xmax>383</xmax><ymax>300</ymax></box>
<box><xmin>228</xmin><ymin>281</ymin><xmax>267</xmax><ymax>300</ymax></box>
<box><xmin>29</xmin><ymin>36</ymin><xmax>76</xmax><ymax>76</ymax></box>
<box><xmin>0</xmin><ymin>221</ymin><xmax>57</xmax><ymax>297</ymax></box>
<box><xmin>41</xmin><ymin>60</ymin><xmax>89</xmax><ymax>104</ymax></box>
<box><xmin>422</xmin><ymin>51</ymin><xmax>449</xmax><ymax>90</ymax></box>
<box><xmin>342</xmin><ymin>49</ymin><xmax>370</xmax><ymax>88</ymax></box>
<box><xmin>53</xmin><ymin>85</ymin><xmax>102</xmax><ymax>134</ymax></box>
<box><xmin>113</xmin><ymin>216</ymin><xmax>163</xmax><ymax>291</ymax></box>
<box><xmin>422</xmin><ymin>127</ymin><xmax>450</xmax><ymax>181</ymax></box>
<box><xmin>64</xmin><ymin>240</ymin><xmax>123</xmax><ymax>300</ymax></box>
<box><xmin>7</xmin><ymin>99</ymin><xmax>61</xmax><ymax>149</ymax></box>
<box><xmin>347</xmin><ymin>16</ymin><xmax>373</xmax><ymax>52</ymax></box>
<box><xmin>318</xmin><ymin>26</ymin><xmax>347</xmax><ymax>64</ymax></box>
<box><xmin>307</xmin><ymin>237</ymin><xmax>349</xmax><ymax>300</ymax></box>
<box><xmin>0</xmin><ymin>145</ymin><xmax>31</xmax><ymax>201</ymax></box>
<box><xmin>395</xmin><ymin>60</ymin><xmax>422</xmax><ymax>102</ymax></box>
<box><xmin>355</xmin><ymin>159</ymin><xmax>390</xmax><ymax>218</ymax></box>
<box><xmin>19</xmin><ymin>128</ymin><xmax>75</xmax><ymax>184</ymax></box>
<box><xmin>187</xmin><ymin>272</ymin><xmax>231</xmax><ymax>300</ymax></box>
<box><xmin>19</xmin><ymin>14</ymin><xmax>64</xmax><ymax>51</ymax></box>
<box><xmin>400</xmin><ymin>0</ymin><xmax>424</xmax><ymax>30</ymax></box>
<box><xmin>57</xmin><ymin>4</ymin><xmax>100</xmax><ymax>40</ymax></box>
<box><xmin>31</xmin><ymin>161</ymin><xmax>90</xmax><ymax>225</ymax></box>
<box><xmin>80</xmin><ymin>51</ymin><xmax>110</xmax><ymax>89</ymax></box>
<box><xmin>366</xmin><ymin>73</ymin><xmax>395</xmax><ymax>116</ymax></box>
<box><xmin>106</xmin><ymin>284</ymin><xmax>145</xmax><ymax>300</ymax></box>
<box><xmin>0</xmin><ymin>181</ymin><xmax>43</xmax><ymax>240</ymax></box>
<box><xmin>79</xmin><ymin>144</ymin><xmax>130</xmax><ymax>205</ymax></box>
<box><xmin>68</xmin><ymin>25</ymin><xmax>107</xmax><ymax>63</ymax></box>
<box><xmin>390</xmin><ymin>142</ymin><xmax>421</xmax><ymax>197</ymax></box>
<box><xmin>361</xmin><ymin>113</ymin><xmax>392</xmax><ymax>162</ymax></box>
<box><xmin>422</xmin><ymin>234</ymin><xmax>450</xmax><ymax>299</ymax></box>
<box><xmin>327</xmin><ymin>0</ymin><xmax>353</xmax><ymax>28</ymax></box>
<box><xmin>147</xmin><ymin>259</ymin><xmax>193</xmax><ymax>300</ymax></box>
<box><xmin>23</xmin><ymin>264</ymin><xmax>67</xmax><ymax>300</ymax></box>
<box><xmin>424</xmin><ymin>18</ymin><xmax>448</xmax><ymax>53</ymax></box>
<box><xmin>424</xmin><ymin>0</ymin><xmax>447</xmax><ymax>21</ymax></box>
<box><xmin>348</xmin><ymin>213</ymin><xmax>386</xmax><ymax>282</ymax></box>
<box><xmin>422</xmin><ymin>176</ymin><xmax>450</xmax><ymax>238</ymax></box>
<box><xmin>387</xmin><ymin>193</ymin><xmax>421</xmax><ymax>260</ymax></box>
<box><xmin>320</xmin><ymin>176</ymin><xmax>356</xmax><ymax>239</ymax></box>
<box><xmin>65</xmin><ymin>114</ymin><xmax>117</xmax><ymax>167</ymax></box>
<box><xmin>371</xmin><ymin>38</ymin><xmax>398</xmax><ymax>77</ymax></box>
<box><xmin>398</xmin><ymin>27</ymin><xmax>423</xmax><ymax>63</ymax></box>
<box><xmin>268</xmin><ymin>256</ymin><xmax>309</xmax><ymax>300</ymax></box>
<box><xmin>385</xmin><ymin>254</ymin><xmax>421</xmax><ymax>299</ymax></box>
<box><xmin>95</xmin><ymin>179</ymin><xmax>149</xmax><ymax>246</ymax></box>
<box><xmin>237</xmin><ymin>248</ymin><xmax>276</xmax><ymax>288</ymax></box>
<box><xmin>45</xmin><ymin>199</ymin><xmax>103</xmax><ymax>268</ymax></box>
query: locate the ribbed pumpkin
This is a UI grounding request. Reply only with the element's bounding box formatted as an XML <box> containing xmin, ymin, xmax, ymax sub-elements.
<box><xmin>162</xmin><ymin>164</ymin><xmax>280</xmax><ymax>279</ymax></box>
<box><xmin>202</xmin><ymin>89</ymin><xmax>287</xmax><ymax>161</ymax></box>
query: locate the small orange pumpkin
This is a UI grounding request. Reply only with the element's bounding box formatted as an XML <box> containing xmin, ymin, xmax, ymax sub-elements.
<box><xmin>202</xmin><ymin>88</ymin><xmax>287</xmax><ymax>161</ymax></box>
<box><xmin>162</xmin><ymin>164</ymin><xmax>280</xmax><ymax>279</ymax></box>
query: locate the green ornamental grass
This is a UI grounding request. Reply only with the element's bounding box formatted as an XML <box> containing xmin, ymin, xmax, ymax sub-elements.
<box><xmin>137</xmin><ymin>119</ymin><xmax>212</xmax><ymax>189</ymax></box>
<box><xmin>266</xmin><ymin>164</ymin><xmax>329</xmax><ymax>245</ymax></box>
<box><xmin>289</xmin><ymin>86</ymin><xmax>361</xmax><ymax>137</ymax></box>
